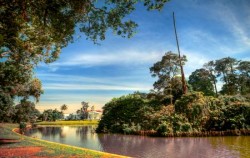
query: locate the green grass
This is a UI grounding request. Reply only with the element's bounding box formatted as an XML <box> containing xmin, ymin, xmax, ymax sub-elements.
<box><xmin>0</xmin><ymin>123</ymin><xmax>128</xmax><ymax>158</ymax></box>
<box><xmin>36</xmin><ymin>120</ymin><xmax>99</xmax><ymax>125</ymax></box>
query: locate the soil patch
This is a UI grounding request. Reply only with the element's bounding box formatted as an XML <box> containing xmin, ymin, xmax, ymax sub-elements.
<box><xmin>0</xmin><ymin>146</ymin><xmax>43</xmax><ymax>157</ymax></box>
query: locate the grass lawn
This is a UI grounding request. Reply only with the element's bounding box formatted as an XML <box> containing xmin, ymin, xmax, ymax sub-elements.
<box><xmin>36</xmin><ymin>120</ymin><xmax>99</xmax><ymax>125</ymax></box>
<box><xmin>0</xmin><ymin>123</ymin><xmax>128</xmax><ymax>158</ymax></box>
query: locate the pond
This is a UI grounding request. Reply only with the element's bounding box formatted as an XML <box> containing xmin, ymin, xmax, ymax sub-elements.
<box><xmin>24</xmin><ymin>126</ymin><xmax>250</xmax><ymax>158</ymax></box>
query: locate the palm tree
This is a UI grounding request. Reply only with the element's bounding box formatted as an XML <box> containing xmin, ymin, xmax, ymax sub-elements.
<box><xmin>60</xmin><ymin>104</ymin><xmax>68</xmax><ymax>113</ymax></box>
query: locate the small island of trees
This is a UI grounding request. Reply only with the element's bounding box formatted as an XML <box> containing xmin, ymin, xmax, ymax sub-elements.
<box><xmin>96</xmin><ymin>52</ymin><xmax>250</xmax><ymax>136</ymax></box>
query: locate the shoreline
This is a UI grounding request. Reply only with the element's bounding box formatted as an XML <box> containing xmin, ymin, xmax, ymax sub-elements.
<box><xmin>133</xmin><ymin>129</ymin><xmax>250</xmax><ymax>137</ymax></box>
<box><xmin>13</xmin><ymin>127</ymin><xmax>129</xmax><ymax>158</ymax></box>
<box><xmin>0</xmin><ymin>123</ymin><xmax>129</xmax><ymax>158</ymax></box>
<box><xmin>35</xmin><ymin>120</ymin><xmax>99</xmax><ymax>125</ymax></box>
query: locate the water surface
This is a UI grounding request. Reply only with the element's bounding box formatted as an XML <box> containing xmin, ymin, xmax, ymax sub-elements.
<box><xmin>25</xmin><ymin>126</ymin><xmax>250</xmax><ymax>158</ymax></box>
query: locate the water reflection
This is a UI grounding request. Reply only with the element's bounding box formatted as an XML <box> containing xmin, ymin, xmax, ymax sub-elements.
<box><xmin>25</xmin><ymin>126</ymin><xmax>249</xmax><ymax>158</ymax></box>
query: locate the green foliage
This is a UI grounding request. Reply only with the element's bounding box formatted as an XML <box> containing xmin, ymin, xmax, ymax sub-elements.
<box><xmin>204</xmin><ymin>57</ymin><xmax>250</xmax><ymax>95</ymax></box>
<box><xmin>0</xmin><ymin>0</ymin><xmax>170</xmax><ymax>114</ymax></box>
<box><xmin>19</xmin><ymin>122</ymin><xmax>27</xmax><ymax>129</ymax></box>
<box><xmin>188</xmin><ymin>68</ymin><xmax>215</xmax><ymax>96</ymax></box>
<box><xmin>96</xmin><ymin>92</ymin><xmax>154</xmax><ymax>133</ymax></box>
<box><xmin>156</xmin><ymin>121</ymin><xmax>172</xmax><ymax>136</ymax></box>
<box><xmin>205</xmin><ymin>95</ymin><xmax>250</xmax><ymax>130</ymax></box>
<box><xmin>98</xmin><ymin>90</ymin><xmax>250</xmax><ymax>135</ymax></box>
<box><xmin>13</xmin><ymin>100</ymin><xmax>40</xmax><ymax>123</ymax></box>
<box><xmin>98</xmin><ymin>55</ymin><xmax>250</xmax><ymax>136</ymax></box>
<box><xmin>150</xmin><ymin>51</ymin><xmax>187</xmax><ymax>104</ymax></box>
<box><xmin>0</xmin><ymin>92</ymin><xmax>15</xmax><ymax>122</ymax></box>
<box><xmin>0</xmin><ymin>61</ymin><xmax>43</xmax><ymax>102</ymax></box>
<box><xmin>122</xmin><ymin>123</ymin><xmax>140</xmax><ymax>134</ymax></box>
<box><xmin>40</xmin><ymin>109</ymin><xmax>63</xmax><ymax>122</ymax></box>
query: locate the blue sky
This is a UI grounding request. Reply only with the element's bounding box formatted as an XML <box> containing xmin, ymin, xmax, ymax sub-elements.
<box><xmin>35</xmin><ymin>0</ymin><xmax>250</xmax><ymax>113</ymax></box>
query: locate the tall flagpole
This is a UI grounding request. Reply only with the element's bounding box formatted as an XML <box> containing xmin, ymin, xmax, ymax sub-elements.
<box><xmin>173</xmin><ymin>12</ymin><xmax>187</xmax><ymax>94</ymax></box>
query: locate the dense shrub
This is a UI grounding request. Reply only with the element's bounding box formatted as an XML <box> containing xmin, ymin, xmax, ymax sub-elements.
<box><xmin>96</xmin><ymin>93</ymin><xmax>152</xmax><ymax>133</ymax></box>
<box><xmin>97</xmin><ymin>92</ymin><xmax>250</xmax><ymax>135</ymax></box>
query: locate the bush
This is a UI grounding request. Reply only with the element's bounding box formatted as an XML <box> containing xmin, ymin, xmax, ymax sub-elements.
<box><xmin>205</xmin><ymin>97</ymin><xmax>250</xmax><ymax>131</ymax></box>
<box><xmin>96</xmin><ymin>93</ymin><xmax>152</xmax><ymax>133</ymax></box>
<box><xmin>181</xmin><ymin>122</ymin><xmax>192</xmax><ymax>132</ymax></box>
<box><xmin>156</xmin><ymin>122</ymin><xmax>172</xmax><ymax>136</ymax></box>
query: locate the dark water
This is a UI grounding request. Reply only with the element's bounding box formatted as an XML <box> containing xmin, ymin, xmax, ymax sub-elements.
<box><xmin>25</xmin><ymin>126</ymin><xmax>250</xmax><ymax>158</ymax></box>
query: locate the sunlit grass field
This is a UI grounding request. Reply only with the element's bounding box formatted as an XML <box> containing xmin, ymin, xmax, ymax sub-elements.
<box><xmin>36</xmin><ymin>120</ymin><xmax>99</xmax><ymax>125</ymax></box>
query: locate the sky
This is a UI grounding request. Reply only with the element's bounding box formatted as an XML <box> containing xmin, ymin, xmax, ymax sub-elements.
<box><xmin>35</xmin><ymin>0</ymin><xmax>250</xmax><ymax>113</ymax></box>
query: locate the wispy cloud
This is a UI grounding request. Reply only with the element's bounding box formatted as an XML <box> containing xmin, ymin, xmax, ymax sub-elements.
<box><xmin>47</xmin><ymin>50</ymin><xmax>164</xmax><ymax>67</ymax></box>
<box><xmin>43</xmin><ymin>83</ymin><xmax>151</xmax><ymax>91</ymax></box>
<box><xmin>37</xmin><ymin>73</ymin><xmax>153</xmax><ymax>89</ymax></box>
<box><xmin>216</xmin><ymin>2</ymin><xmax>250</xmax><ymax>47</ymax></box>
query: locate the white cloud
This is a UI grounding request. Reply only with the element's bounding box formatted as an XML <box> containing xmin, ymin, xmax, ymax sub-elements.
<box><xmin>43</xmin><ymin>83</ymin><xmax>151</xmax><ymax>91</ymax></box>
<box><xmin>46</xmin><ymin>50</ymin><xmax>164</xmax><ymax>67</ymax></box>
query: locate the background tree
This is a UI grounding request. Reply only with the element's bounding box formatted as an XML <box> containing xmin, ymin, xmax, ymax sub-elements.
<box><xmin>40</xmin><ymin>109</ymin><xmax>63</xmax><ymax>121</ymax></box>
<box><xmin>81</xmin><ymin>101</ymin><xmax>89</xmax><ymax>120</ymax></box>
<box><xmin>188</xmin><ymin>68</ymin><xmax>215</xmax><ymax>96</ymax></box>
<box><xmin>60</xmin><ymin>104</ymin><xmax>68</xmax><ymax>113</ymax></box>
<box><xmin>215</xmin><ymin>57</ymin><xmax>238</xmax><ymax>95</ymax></box>
<box><xmin>150</xmin><ymin>51</ymin><xmax>187</xmax><ymax>104</ymax></box>
<box><xmin>76</xmin><ymin>109</ymin><xmax>82</xmax><ymax>119</ymax></box>
<box><xmin>203</xmin><ymin>61</ymin><xmax>218</xmax><ymax>95</ymax></box>
<box><xmin>237</xmin><ymin>61</ymin><xmax>250</xmax><ymax>95</ymax></box>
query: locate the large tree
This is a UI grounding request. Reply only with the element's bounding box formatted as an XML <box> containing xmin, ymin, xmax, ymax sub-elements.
<box><xmin>0</xmin><ymin>0</ymin><xmax>170</xmax><ymax>106</ymax></box>
<box><xmin>150</xmin><ymin>51</ymin><xmax>187</xmax><ymax>104</ymax></box>
<box><xmin>0</xmin><ymin>0</ymin><xmax>170</xmax><ymax>112</ymax></box>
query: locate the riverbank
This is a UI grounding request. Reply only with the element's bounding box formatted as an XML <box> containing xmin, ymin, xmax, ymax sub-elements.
<box><xmin>36</xmin><ymin>120</ymin><xmax>99</xmax><ymax>125</ymax></box>
<box><xmin>0</xmin><ymin>123</ymin><xmax>128</xmax><ymax>158</ymax></box>
<box><xmin>135</xmin><ymin>129</ymin><xmax>250</xmax><ymax>137</ymax></box>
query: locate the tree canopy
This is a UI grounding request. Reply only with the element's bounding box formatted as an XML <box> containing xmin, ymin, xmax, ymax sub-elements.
<box><xmin>202</xmin><ymin>58</ymin><xmax>250</xmax><ymax>95</ymax></box>
<box><xmin>1</xmin><ymin>0</ymin><xmax>170</xmax><ymax>65</ymax></box>
<box><xmin>188</xmin><ymin>68</ymin><xmax>215</xmax><ymax>96</ymax></box>
<box><xmin>0</xmin><ymin>0</ymin><xmax>170</xmax><ymax>118</ymax></box>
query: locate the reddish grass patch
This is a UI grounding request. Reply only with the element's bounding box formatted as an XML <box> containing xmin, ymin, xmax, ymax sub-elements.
<box><xmin>0</xmin><ymin>138</ymin><xmax>21</xmax><ymax>144</ymax></box>
<box><xmin>0</xmin><ymin>146</ymin><xmax>43</xmax><ymax>157</ymax></box>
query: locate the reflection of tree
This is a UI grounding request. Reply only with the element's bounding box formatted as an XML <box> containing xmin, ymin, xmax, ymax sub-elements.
<box><xmin>76</xmin><ymin>126</ymin><xmax>96</xmax><ymax>141</ymax></box>
<box><xmin>25</xmin><ymin>127</ymin><xmax>245</xmax><ymax>158</ymax></box>
<box><xmin>209</xmin><ymin>136</ymin><xmax>249</xmax><ymax>158</ymax></box>
<box><xmin>98</xmin><ymin>135</ymin><xmax>243</xmax><ymax>158</ymax></box>
<box><xmin>36</xmin><ymin>127</ymin><xmax>62</xmax><ymax>138</ymax></box>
